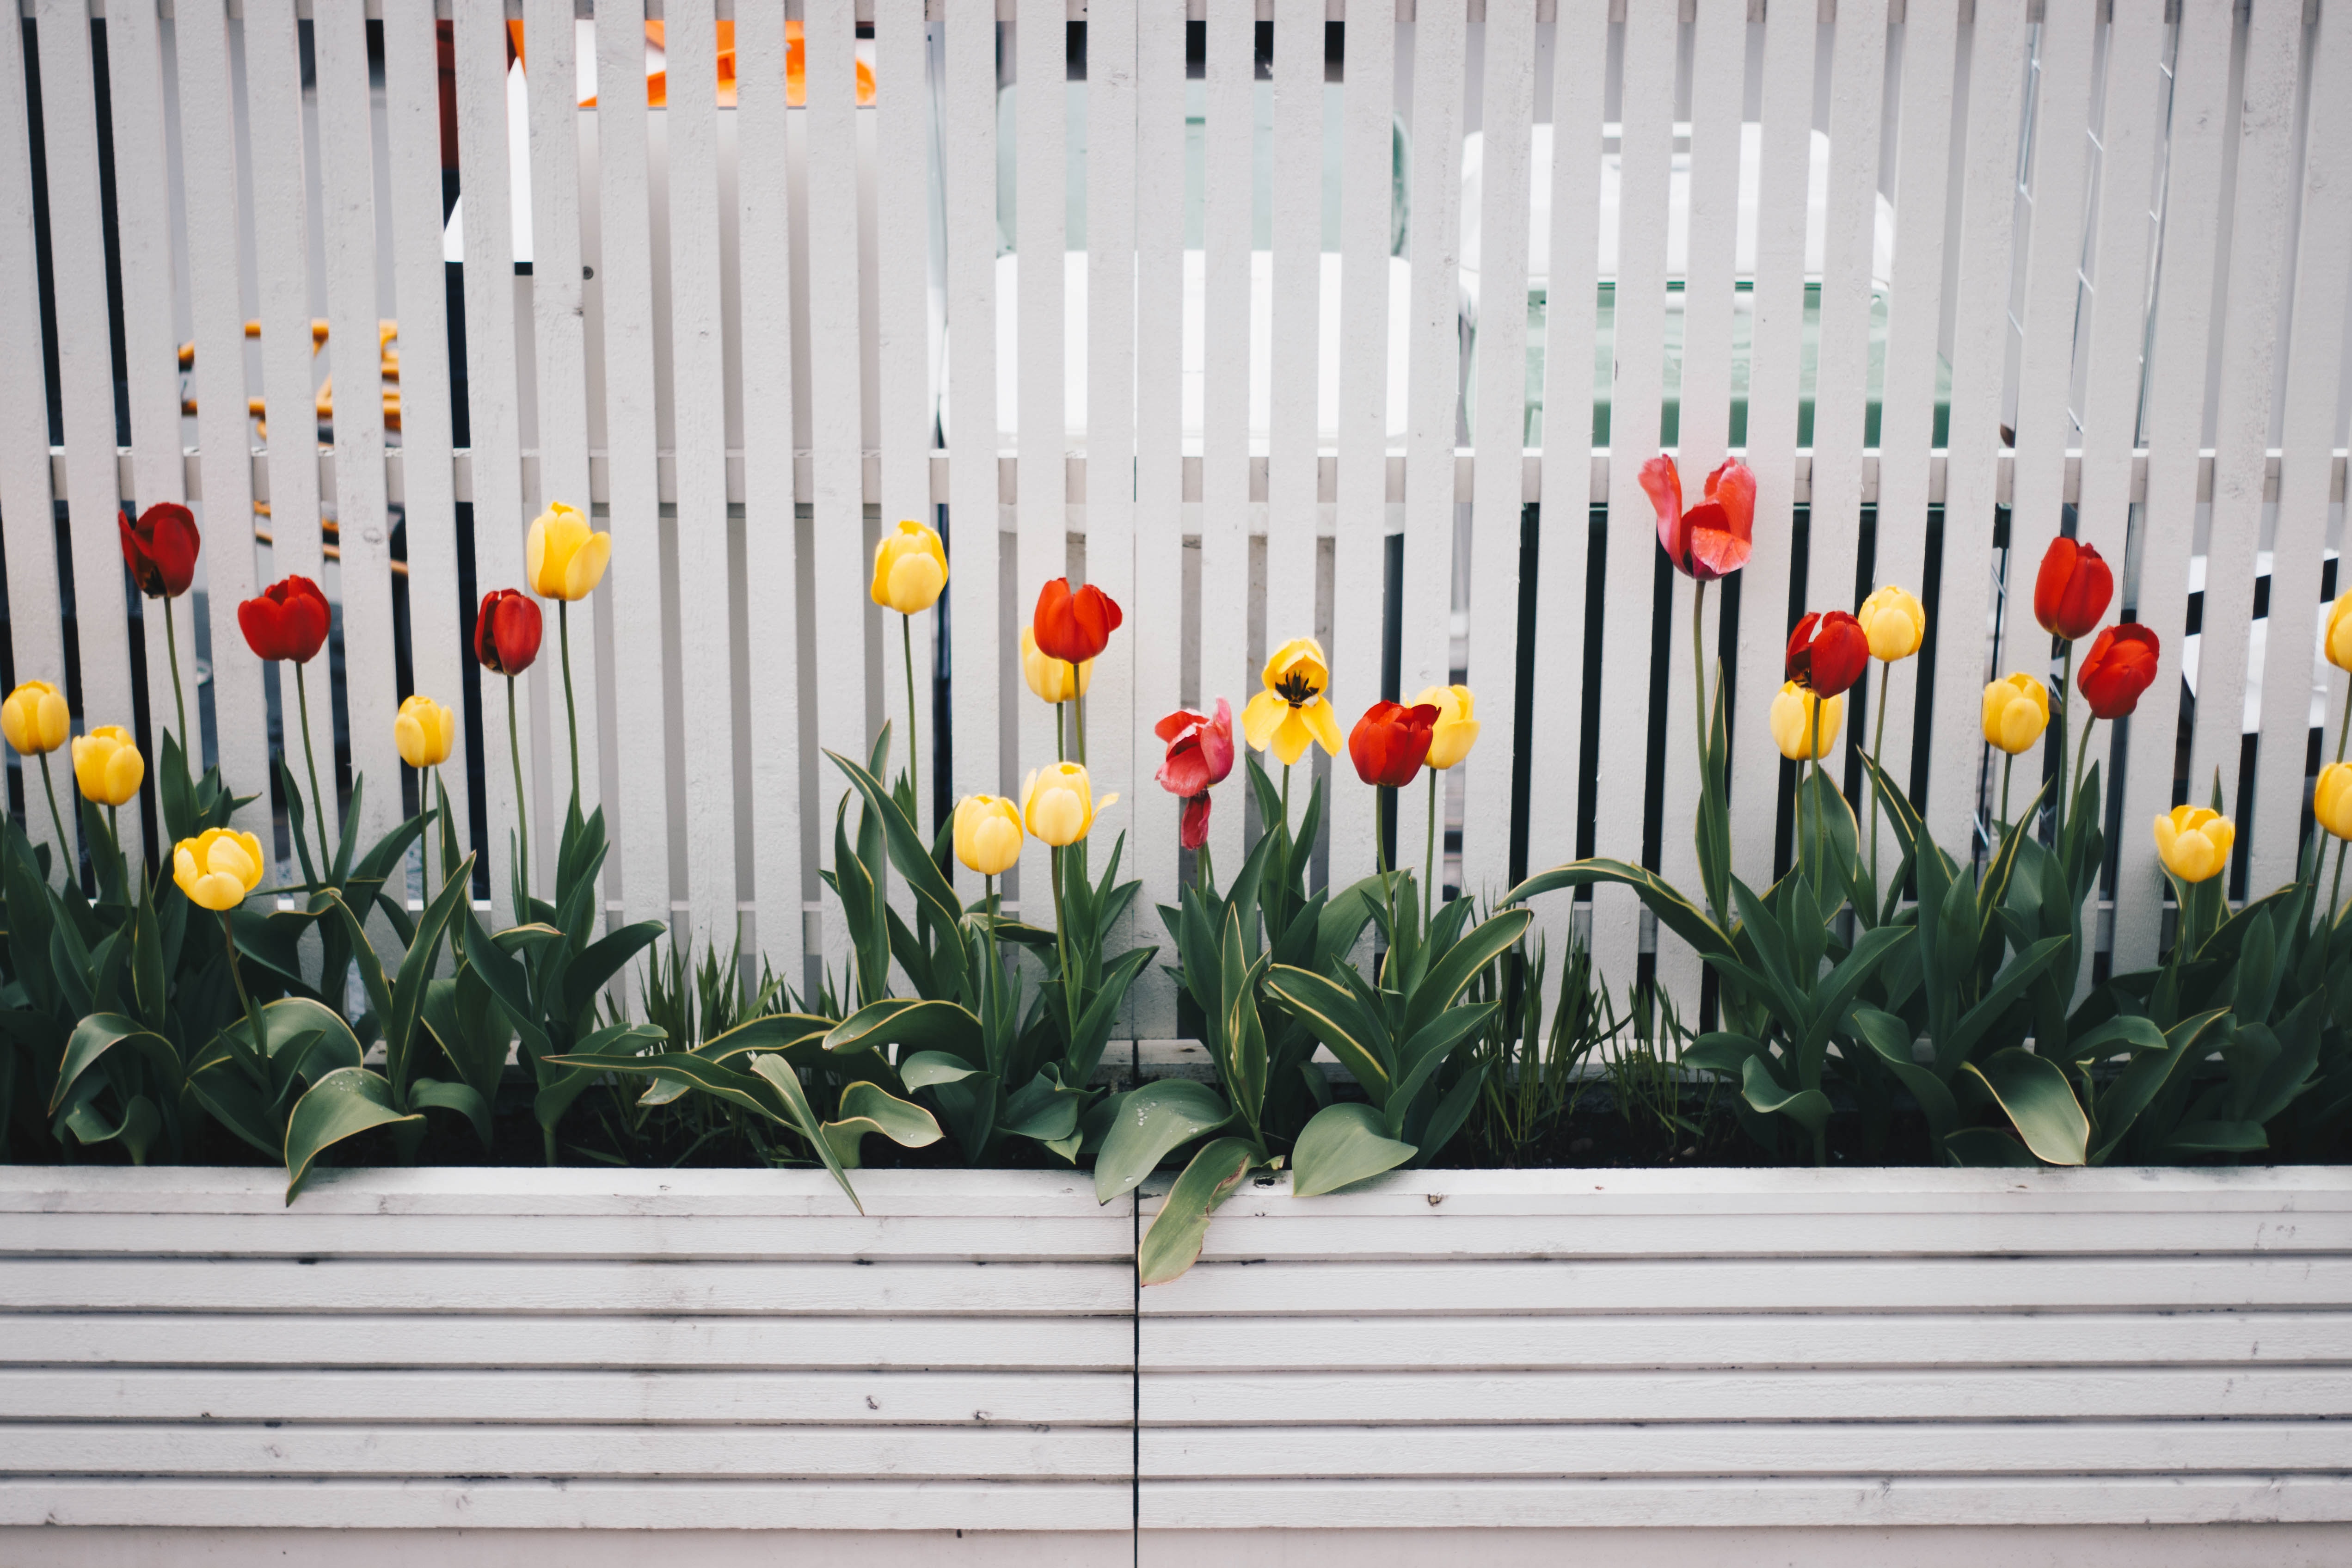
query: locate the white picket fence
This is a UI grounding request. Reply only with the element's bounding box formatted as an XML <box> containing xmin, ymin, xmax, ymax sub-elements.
<box><xmin>3</xmin><ymin>0</ymin><xmax>2349</xmax><ymax>1036</ymax></box>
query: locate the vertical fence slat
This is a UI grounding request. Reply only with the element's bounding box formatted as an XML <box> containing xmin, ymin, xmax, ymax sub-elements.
<box><xmin>33</xmin><ymin>1</ymin><xmax>139</xmax><ymax>862</ymax></box>
<box><xmin>1997</xmin><ymin>0</ymin><xmax>2096</xmax><ymax>681</ymax></box>
<box><xmin>0</xmin><ymin>8</ymin><xmax>66</xmax><ymax>869</ymax></box>
<box><xmin>1923</xmin><ymin>0</ymin><xmax>2032</xmax><ymax>857</ymax></box>
<box><xmin>1084</xmin><ymin>0</ymin><xmax>1139</xmax><ymax>1020</ymax></box>
<box><xmin>454</xmin><ymin>0</ymin><xmax>534</xmax><ymax>921</ymax></box>
<box><xmin>174</xmin><ymin>0</ymin><xmax>269</xmax><ymax>840</ymax></box>
<box><xmin>382</xmin><ymin>0</ymin><xmax>472</xmax><ymax>889</ymax></box>
<box><xmin>877</xmin><ymin>0</ymin><xmax>934</xmax><ymax>836</ymax></box>
<box><xmin>2251</xmin><ymin>6</ymin><xmax>2352</xmax><ymax>897</ymax></box>
<box><xmin>523</xmin><ymin>0</ymin><xmax>607</xmax><ymax>908</ymax></box>
<box><xmin>1462</xmin><ymin>0</ymin><xmax>1533</xmax><ymax>907</ymax></box>
<box><xmin>1589</xmin><ymin>0</ymin><xmax>1674</xmax><ymax>991</ymax></box>
<box><xmin>945</xmin><ymin>0</ymin><xmax>1002</xmax><ymax>853</ymax></box>
<box><xmin>1329</xmin><ymin>0</ymin><xmax>1394</xmax><ymax>899</ymax></box>
<box><xmin>1524</xmin><ymin>0</ymin><xmax>1604</xmax><ymax>967</ymax></box>
<box><xmin>2190</xmin><ymin>0</ymin><xmax>2302</xmax><ymax>822</ymax></box>
<box><xmin>2113</xmin><ymin>0</ymin><xmax>2233</xmax><ymax>968</ymax></box>
<box><xmin>1014</xmin><ymin>0</ymin><xmax>1065</xmax><ymax>904</ymax></box>
<box><xmin>1871</xmin><ymin>0</ymin><xmax>1957</xmax><ymax>831</ymax></box>
<box><xmin>102</xmin><ymin>0</ymin><xmax>198</xmax><ymax>785</ymax></box>
<box><xmin>312</xmin><ymin>0</ymin><xmax>402</xmax><ymax>881</ymax></box>
<box><xmin>1201</xmin><ymin>0</ymin><xmax>1251</xmax><ymax>877</ymax></box>
<box><xmin>1726</xmin><ymin>0</ymin><xmax>1816</xmax><ymax>892</ymax></box>
<box><xmin>1268</xmin><ymin>0</ymin><xmax>1322</xmax><ymax>808</ymax></box>
<box><xmin>592</xmin><ymin>0</ymin><xmax>673</xmax><ymax>941</ymax></box>
<box><xmin>1131</xmin><ymin>0</ymin><xmax>1185</xmax><ymax>1037</ymax></box>
<box><xmin>735</xmin><ymin>1</ymin><xmax>806</xmax><ymax>995</ymax></box>
<box><xmin>663</xmin><ymin>0</ymin><xmax>740</xmax><ymax>951</ymax></box>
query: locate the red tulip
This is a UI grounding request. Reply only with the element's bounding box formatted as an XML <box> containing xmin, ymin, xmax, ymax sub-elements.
<box><xmin>1348</xmin><ymin>701</ymin><xmax>1438</xmax><ymax>789</ymax></box>
<box><xmin>1641</xmin><ymin>455</ymin><xmax>1756</xmax><ymax>581</ymax></box>
<box><xmin>1155</xmin><ymin>699</ymin><xmax>1235</xmax><ymax>798</ymax></box>
<box><xmin>120</xmin><ymin>502</ymin><xmax>201</xmax><ymax>599</ymax></box>
<box><xmin>2079</xmin><ymin>622</ymin><xmax>2160</xmax><ymax>719</ymax></box>
<box><xmin>1785</xmin><ymin>610</ymin><xmax>1870</xmax><ymax>700</ymax></box>
<box><xmin>1032</xmin><ymin>577</ymin><xmax>1124</xmax><ymax>664</ymax></box>
<box><xmin>237</xmin><ymin>575</ymin><xmax>332</xmax><ymax>664</ymax></box>
<box><xmin>475</xmin><ymin>588</ymin><xmax>543</xmax><ymax>676</ymax></box>
<box><xmin>1179</xmin><ymin>791</ymin><xmax>1213</xmax><ymax>851</ymax></box>
<box><xmin>2034</xmin><ymin>536</ymin><xmax>2113</xmax><ymax>641</ymax></box>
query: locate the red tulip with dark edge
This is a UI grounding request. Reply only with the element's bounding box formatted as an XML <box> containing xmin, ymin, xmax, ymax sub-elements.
<box><xmin>475</xmin><ymin>588</ymin><xmax>543</xmax><ymax>676</ymax></box>
<box><xmin>120</xmin><ymin>502</ymin><xmax>201</xmax><ymax>599</ymax></box>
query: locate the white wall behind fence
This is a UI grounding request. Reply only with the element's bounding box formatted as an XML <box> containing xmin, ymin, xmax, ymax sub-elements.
<box><xmin>4</xmin><ymin>0</ymin><xmax>2351</xmax><ymax>1037</ymax></box>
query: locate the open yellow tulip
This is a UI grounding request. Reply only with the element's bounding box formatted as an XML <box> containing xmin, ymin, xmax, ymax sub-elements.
<box><xmin>2153</xmin><ymin>804</ymin><xmax>2233</xmax><ymax>884</ymax></box>
<box><xmin>395</xmin><ymin>694</ymin><xmax>456</xmax><ymax>769</ymax></box>
<box><xmin>1413</xmin><ymin>685</ymin><xmax>1480</xmax><ymax>770</ymax></box>
<box><xmin>1857</xmin><ymin>584</ymin><xmax>1925</xmax><ymax>662</ymax></box>
<box><xmin>72</xmin><ymin>726</ymin><xmax>144</xmax><ymax>806</ymax></box>
<box><xmin>174</xmin><ymin>827</ymin><xmax>265</xmax><ymax>911</ymax></box>
<box><xmin>1021</xmin><ymin>627</ymin><xmax>1091</xmax><ymax>704</ymax></box>
<box><xmin>954</xmin><ymin>794</ymin><xmax>1025</xmax><ymax>876</ymax></box>
<box><xmin>872</xmin><ymin>518</ymin><xmax>949</xmax><ymax>615</ymax></box>
<box><xmin>526</xmin><ymin>502</ymin><xmax>612</xmax><ymax>602</ymax></box>
<box><xmin>1768</xmin><ymin>682</ymin><xmax>1842</xmax><ymax>761</ymax></box>
<box><xmin>1241</xmin><ymin>638</ymin><xmax>1344</xmax><ymax>766</ymax></box>
<box><xmin>1981</xmin><ymin>673</ymin><xmax>2049</xmax><ymax>755</ymax></box>
<box><xmin>1021</xmin><ymin>762</ymin><xmax>1115</xmax><ymax>848</ymax></box>
<box><xmin>1</xmin><ymin>680</ymin><xmax>69</xmax><ymax>756</ymax></box>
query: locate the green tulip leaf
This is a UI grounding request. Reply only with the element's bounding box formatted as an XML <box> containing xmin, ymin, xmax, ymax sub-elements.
<box><xmin>1943</xmin><ymin>1126</ymin><xmax>2045</xmax><ymax>1166</ymax></box>
<box><xmin>1094</xmin><ymin>1079</ymin><xmax>1232</xmax><ymax>1202</ymax></box>
<box><xmin>49</xmin><ymin>1013</ymin><xmax>183</xmax><ymax>1117</ymax></box>
<box><xmin>820</xmin><ymin>1079</ymin><xmax>944</xmax><ymax>1167</ymax></box>
<box><xmin>1290</xmin><ymin>1101</ymin><xmax>1417</xmax><ymax>1197</ymax></box>
<box><xmin>1137</xmin><ymin>1136</ymin><xmax>1257</xmax><ymax>1287</ymax></box>
<box><xmin>1504</xmin><ymin>858</ymin><xmax>1735</xmax><ymax>964</ymax></box>
<box><xmin>407</xmin><ymin>1076</ymin><xmax>492</xmax><ymax>1147</ymax></box>
<box><xmin>824</xmin><ymin>997</ymin><xmax>984</xmax><ymax>1064</ymax></box>
<box><xmin>1964</xmin><ymin>1049</ymin><xmax>2089</xmax><ymax>1166</ymax></box>
<box><xmin>1739</xmin><ymin>1054</ymin><xmax>1831</xmax><ymax>1137</ymax></box>
<box><xmin>900</xmin><ymin>1049</ymin><xmax>984</xmax><ymax>1090</ymax></box>
<box><xmin>283</xmin><ymin>1067</ymin><xmax>422</xmax><ymax>1203</ymax></box>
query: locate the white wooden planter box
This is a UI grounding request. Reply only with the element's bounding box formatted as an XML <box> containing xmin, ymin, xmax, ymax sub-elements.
<box><xmin>3</xmin><ymin>1166</ymin><xmax>2352</xmax><ymax>1566</ymax></box>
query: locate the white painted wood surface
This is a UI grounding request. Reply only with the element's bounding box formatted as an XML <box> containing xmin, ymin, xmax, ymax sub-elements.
<box><xmin>1</xmin><ymin>0</ymin><xmax>2348</xmax><ymax>1027</ymax></box>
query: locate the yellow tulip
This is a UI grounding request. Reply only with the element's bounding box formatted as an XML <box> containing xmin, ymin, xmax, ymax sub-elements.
<box><xmin>0</xmin><ymin>680</ymin><xmax>69</xmax><ymax>755</ymax></box>
<box><xmin>174</xmin><ymin>827</ymin><xmax>265</xmax><ymax>911</ymax></box>
<box><xmin>1981</xmin><ymin>673</ymin><xmax>2050</xmax><ymax>756</ymax></box>
<box><xmin>2317</xmin><ymin>764</ymin><xmax>2352</xmax><ymax>842</ymax></box>
<box><xmin>525</xmin><ymin>501</ymin><xmax>612</xmax><ymax>602</ymax></box>
<box><xmin>1021</xmin><ymin>761</ymin><xmax>1116</xmax><ymax>848</ymax></box>
<box><xmin>1020</xmin><ymin>627</ymin><xmax>1092</xmax><ymax>704</ymax></box>
<box><xmin>871</xmin><ymin>518</ymin><xmax>949</xmax><ymax>615</ymax></box>
<box><xmin>71</xmin><ymin>726</ymin><xmax>144</xmax><ymax>806</ymax></box>
<box><xmin>1413</xmin><ymin>684</ymin><xmax>1480</xmax><ymax>770</ymax></box>
<box><xmin>1768</xmin><ymin>681</ymin><xmax>1842</xmax><ymax>761</ymax></box>
<box><xmin>394</xmin><ymin>695</ymin><xmax>456</xmax><ymax>769</ymax></box>
<box><xmin>954</xmin><ymin>794</ymin><xmax>1025</xmax><ymax>876</ymax></box>
<box><xmin>1240</xmin><ymin>637</ymin><xmax>1345</xmax><ymax>766</ymax></box>
<box><xmin>2328</xmin><ymin>591</ymin><xmax>2352</xmax><ymax>672</ymax></box>
<box><xmin>2153</xmin><ymin>804</ymin><xmax>2233</xmax><ymax>885</ymax></box>
<box><xmin>1857</xmin><ymin>584</ymin><xmax>1926</xmax><ymax>662</ymax></box>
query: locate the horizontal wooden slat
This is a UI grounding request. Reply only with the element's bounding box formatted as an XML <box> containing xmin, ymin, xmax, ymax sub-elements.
<box><xmin>1140</xmin><ymin>1257</ymin><xmax>2352</xmax><ymax>1316</ymax></box>
<box><xmin>0</xmin><ymin>1369</ymin><xmax>1128</xmax><ymax>1426</ymax></box>
<box><xmin>1139</xmin><ymin>1311</ymin><xmax>2352</xmax><ymax>1371</ymax></box>
<box><xmin>0</xmin><ymin>1313</ymin><xmax>1135</xmax><ymax>1371</ymax></box>
<box><xmin>1137</xmin><ymin>1368</ymin><xmax>2352</xmax><ymax>1425</ymax></box>
<box><xmin>1</xmin><ymin>1423</ymin><xmax>1123</xmax><ymax>1481</ymax></box>
<box><xmin>1138</xmin><ymin>1420</ymin><xmax>2352</xmax><ymax>1477</ymax></box>
<box><xmin>0</xmin><ymin>1261</ymin><xmax>1132</xmax><ymax>1316</ymax></box>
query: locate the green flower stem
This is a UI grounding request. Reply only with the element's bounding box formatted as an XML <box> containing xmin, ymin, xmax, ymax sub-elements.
<box><xmin>1281</xmin><ymin>762</ymin><xmax>1292</xmax><ymax>828</ymax></box>
<box><xmin>1050</xmin><ymin>844</ymin><xmax>1072</xmax><ymax>1006</ymax></box>
<box><xmin>2070</xmin><ymin>712</ymin><xmax>2098</xmax><ymax>829</ymax></box>
<box><xmin>2331</xmin><ymin>839</ymin><xmax>2347</xmax><ymax>932</ymax></box>
<box><xmin>1867</xmin><ymin>662</ymin><xmax>1891</xmax><ymax>906</ymax></box>
<box><xmin>507</xmin><ymin>673</ymin><xmax>530</xmax><ymax>904</ymax></box>
<box><xmin>36</xmin><ymin>752</ymin><xmax>71</xmax><ymax>873</ymax></box>
<box><xmin>559</xmin><ymin>599</ymin><xmax>581</xmax><ymax>811</ymax></box>
<box><xmin>2337</xmin><ymin>680</ymin><xmax>2351</xmax><ymax>766</ymax></box>
<box><xmin>1808</xmin><ymin>700</ymin><xmax>1824</xmax><ymax>880</ymax></box>
<box><xmin>164</xmin><ymin>604</ymin><xmax>188</xmax><ymax>758</ymax></box>
<box><xmin>902</xmin><ymin>612</ymin><xmax>921</xmax><ymax>825</ymax></box>
<box><xmin>2052</xmin><ymin>643</ymin><xmax>2075</xmax><ymax>840</ymax></box>
<box><xmin>1377</xmin><ymin>788</ymin><xmax>1400</xmax><ymax>989</ymax></box>
<box><xmin>1197</xmin><ymin>839</ymin><xmax>1214</xmax><ymax>896</ymax></box>
<box><xmin>295</xmin><ymin>662</ymin><xmax>330</xmax><ymax>877</ymax></box>
<box><xmin>1424</xmin><ymin>767</ymin><xmax>1438</xmax><ymax>925</ymax></box>
<box><xmin>1074</xmin><ymin>683</ymin><xmax>1087</xmax><ymax>769</ymax></box>
<box><xmin>221</xmin><ymin>910</ymin><xmax>265</xmax><ymax>1051</ymax></box>
<box><xmin>421</xmin><ymin>763</ymin><xmax>437</xmax><ymax>913</ymax></box>
<box><xmin>2001</xmin><ymin>753</ymin><xmax>2015</xmax><ymax>835</ymax></box>
<box><xmin>1055</xmin><ymin>701</ymin><xmax>1066</xmax><ymax>763</ymax></box>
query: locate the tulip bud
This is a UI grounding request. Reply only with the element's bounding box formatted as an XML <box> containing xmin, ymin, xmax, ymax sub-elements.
<box><xmin>2033</xmin><ymin>537</ymin><xmax>2113</xmax><ymax>641</ymax></box>
<box><xmin>72</xmin><ymin>726</ymin><xmax>144</xmax><ymax>806</ymax></box>
<box><xmin>395</xmin><ymin>694</ymin><xmax>457</xmax><ymax>769</ymax></box>
<box><xmin>1032</xmin><ymin>577</ymin><xmax>1124</xmax><ymax>664</ymax></box>
<box><xmin>475</xmin><ymin>589</ymin><xmax>543</xmax><ymax>676</ymax></box>
<box><xmin>174</xmin><ymin>827</ymin><xmax>265</xmax><ymax>911</ymax></box>
<box><xmin>1856</xmin><ymin>585</ymin><xmax>1925</xmax><ymax>662</ymax></box>
<box><xmin>2153</xmin><ymin>804</ymin><xmax>2233</xmax><ymax>885</ymax></box>
<box><xmin>1349</xmin><ymin>701</ymin><xmax>1438</xmax><ymax>788</ymax></box>
<box><xmin>2078</xmin><ymin>623</ymin><xmax>2160</xmax><ymax>719</ymax></box>
<box><xmin>1021</xmin><ymin>762</ymin><xmax>1115</xmax><ymax>848</ymax></box>
<box><xmin>953</xmin><ymin>794</ymin><xmax>1025</xmax><ymax>877</ymax></box>
<box><xmin>238</xmin><ymin>576</ymin><xmax>332</xmax><ymax>664</ymax></box>
<box><xmin>1981</xmin><ymin>673</ymin><xmax>2050</xmax><ymax>755</ymax></box>
<box><xmin>1785</xmin><ymin>611</ymin><xmax>1871</xmax><ymax>699</ymax></box>
<box><xmin>872</xmin><ymin>518</ymin><xmax>949</xmax><ymax>615</ymax></box>
<box><xmin>1020</xmin><ymin>627</ymin><xmax>1091</xmax><ymax>704</ymax></box>
<box><xmin>1768</xmin><ymin>682</ymin><xmax>1842</xmax><ymax>761</ymax></box>
<box><xmin>1</xmin><ymin>680</ymin><xmax>71</xmax><ymax>756</ymax></box>
<box><xmin>2328</xmin><ymin>592</ymin><xmax>2352</xmax><ymax>674</ymax></box>
<box><xmin>1413</xmin><ymin>685</ymin><xmax>1480</xmax><ymax>769</ymax></box>
<box><xmin>526</xmin><ymin>502</ymin><xmax>613</xmax><ymax>602</ymax></box>
<box><xmin>2316</xmin><ymin>763</ymin><xmax>2352</xmax><ymax>842</ymax></box>
<box><xmin>119</xmin><ymin>502</ymin><xmax>202</xmax><ymax>599</ymax></box>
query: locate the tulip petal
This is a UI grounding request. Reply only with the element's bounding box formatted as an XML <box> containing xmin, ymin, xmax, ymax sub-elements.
<box><xmin>565</xmin><ymin>529</ymin><xmax>612</xmax><ymax>600</ymax></box>
<box><xmin>1240</xmin><ymin>691</ymin><xmax>1287</xmax><ymax>751</ymax></box>
<box><xmin>1301</xmin><ymin>697</ymin><xmax>1345</xmax><ymax>758</ymax></box>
